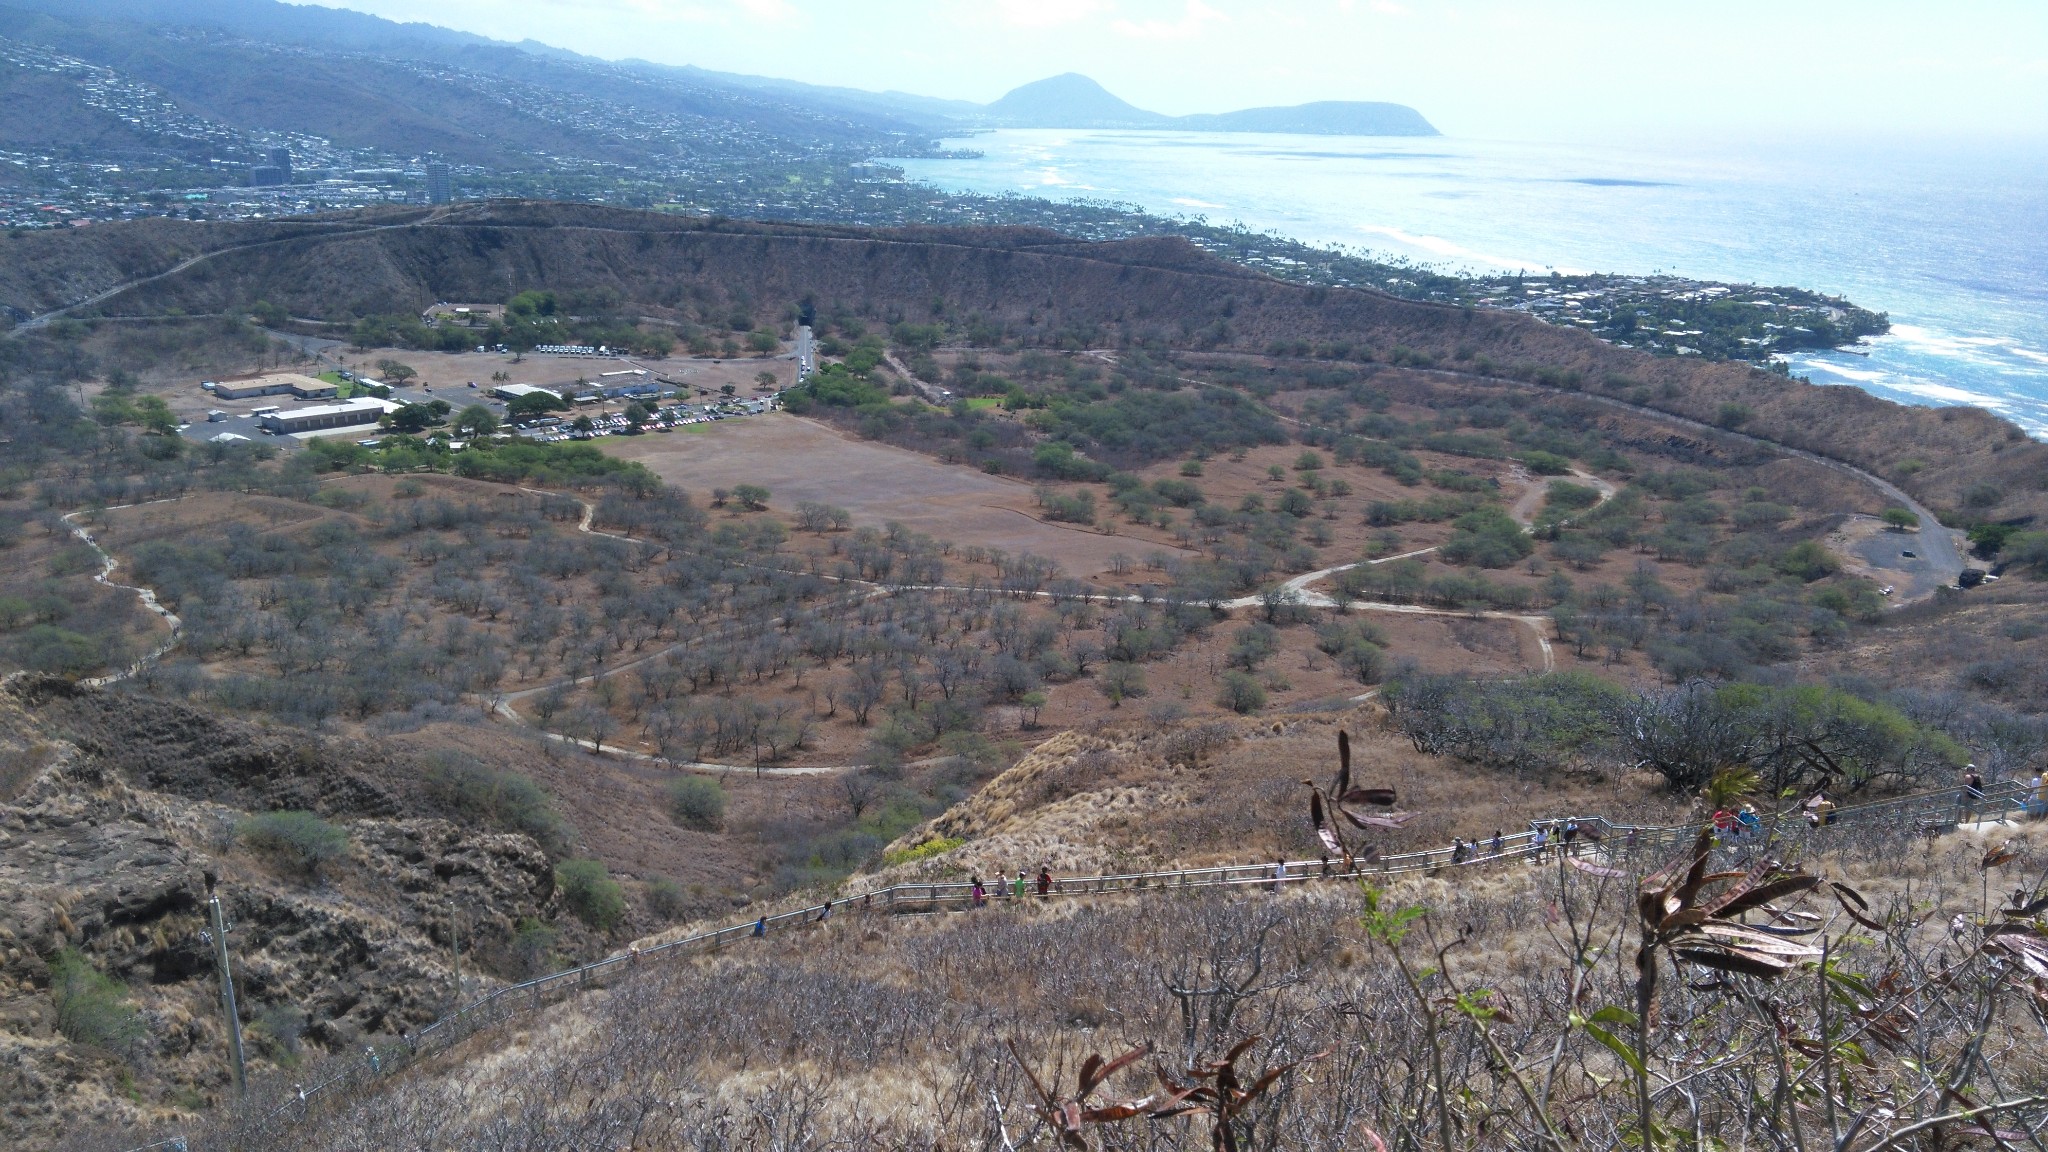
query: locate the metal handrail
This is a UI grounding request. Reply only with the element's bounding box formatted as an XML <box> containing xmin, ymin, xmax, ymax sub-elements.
<box><xmin>211</xmin><ymin>776</ymin><xmax>2043</xmax><ymax>1132</ymax></box>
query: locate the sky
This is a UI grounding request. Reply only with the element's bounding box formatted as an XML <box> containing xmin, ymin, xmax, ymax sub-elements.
<box><xmin>313</xmin><ymin>0</ymin><xmax>2048</xmax><ymax>140</ymax></box>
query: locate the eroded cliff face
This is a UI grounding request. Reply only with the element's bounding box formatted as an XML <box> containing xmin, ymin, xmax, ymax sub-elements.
<box><xmin>0</xmin><ymin>678</ymin><xmax>557</xmax><ymax>1144</ymax></box>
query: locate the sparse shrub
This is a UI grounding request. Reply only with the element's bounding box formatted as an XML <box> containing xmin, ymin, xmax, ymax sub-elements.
<box><xmin>422</xmin><ymin>754</ymin><xmax>573</xmax><ymax>857</ymax></box>
<box><xmin>1962</xmin><ymin>482</ymin><xmax>2004</xmax><ymax>508</ymax></box>
<box><xmin>1217</xmin><ymin>671</ymin><xmax>1267</xmax><ymax>714</ymax></box>
<box><xmin>645</xmin><ymin>877</ymin><xmax>690</xmax><ymax>922</ymax></box>
<box><xmin>1036</xmin><ymin>487</ymin><xmax>1098</xmax><ymax>524</ymax></box>
<box><xmin>882</xmin><ymin>836</ymin><xmax>964</xmax><ymax>867</ymax></box>
<box><xmin>1522</xmin><ymin>450</ymin><xmax>1572</xmax><ymax>475</ymax></box>
<box><xmin>508</xmin><ymin>917</ymin><xmax>558</xmax><ymax>977</ymax></box>
<box><xmin>2008</xmin><ymin>530</ymin><xmax>2048</xmax><ymax>572</ymax></box>
<box><xmin>1440</xmin><ymin>506</ymin><xmax>1533</xmax><ymax>568</ymax></box>
<box><xmin>248</xmin><ymin>1004</ymin><xmax>307</xmax><ymax>1066</ymax></box>
<box><xmin>238</xmin><ymin>810</ymin><xmax>349</xmax><ymax>878</ymax></box>
<box><xmin>1227</xmin><ymin>622</ymin><xmax>1280</xmax><ymax>672</ymax></box>
<box><xmin>1146</xmin><ymin>700</ymin><xmax>1188</xmax><ymax>725</ymax></box>
<box><xmin>555</xmin><ymin>859</ymin><xmax>627</xmax><ymax>932</ymax></box>
<box><xmin>1544</xmin><ymin>482</ymin><xmax>1602</xmax><ymax>512</ymax></box>
<box><xmin>48</xmin><ymin>949</ymin><xmax>143</xmax><ymax>1052</ymax></box>
<box><xmin>1880</xmin><ymin>506</ymin><xmax>1920</xmax><ymax>530</ymax></box>
<box><xmin>1732</xmin><ymin>501</ymin><xmax>1791</xmax><ymax>529</ymax></box>
<box><xmin>667</xmin><ymin>776</ymin><xmax>727</xmax><ymax>831</ymax></box>
<box><xmin>1098</xmin><ymin>661</ymin><xmax>1146</xmax><ymax>707</ymax></box>
<box><xmin>1776</xmin><ymin>539</ymin><xmax>1841</xmax><ymax>581</ymax></box>
<box><xmin>1316</xmin><ymin>619</ymin><xmax>1389</xmax><ymax>684</ymax></box>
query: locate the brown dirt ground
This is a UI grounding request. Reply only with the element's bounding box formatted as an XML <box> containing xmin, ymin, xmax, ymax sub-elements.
<box><xmin>605</xmin><ymin>413</ymin><xmax>1198</xmax><ymax>580</ymax></box>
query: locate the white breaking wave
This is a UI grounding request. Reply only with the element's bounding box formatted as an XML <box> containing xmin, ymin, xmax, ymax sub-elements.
<box><xmin>1351</xmin><ymin>224</ymin><xmax>1588</xmax><ymax>274</ymax></box>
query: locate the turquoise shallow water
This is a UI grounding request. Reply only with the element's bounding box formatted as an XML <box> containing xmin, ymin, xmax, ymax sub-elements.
<box><xmin>901</xmin><ymin>131</ymin><xmax>2048</xmax><ymax>438</ymax></box>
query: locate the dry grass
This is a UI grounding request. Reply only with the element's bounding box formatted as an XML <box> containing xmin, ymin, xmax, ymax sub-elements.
<box><xmin>155</xmin><ymin>813</ymin><xmax>2048</xmax><ymax>1152</ymax></box>
<box><xmin>861</xmin><ymin>711</ymin><xmax>1679</xmax><ymax>883</ymax></box>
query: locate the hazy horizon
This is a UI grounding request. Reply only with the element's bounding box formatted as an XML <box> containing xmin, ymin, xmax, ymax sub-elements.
<box><xmin>299</xmin><ymin>0</ymin><xmax>2048</xmax><ymax>141</ymax></box>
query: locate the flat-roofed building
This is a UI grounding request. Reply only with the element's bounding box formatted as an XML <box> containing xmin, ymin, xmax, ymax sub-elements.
<box><xmin>212</xmin><ymin>372</ymin><xmax>336</xmax><ymax>401</ymax></box>
<box><xmin>259</xmin><ymin>398</ymin><xmax>393</xmax><ymax>435</ymax></box>
<box><xmin>490</xmin><ymin>383</ymin><xmax>561</xmax><ymax>402</ymax></box>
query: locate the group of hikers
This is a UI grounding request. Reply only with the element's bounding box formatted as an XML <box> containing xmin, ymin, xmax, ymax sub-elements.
<box><xmin>967</xmin><ymin>866</ymin><xmax>1054</xmax><ymax>908</ymax></box>
<box><xmin>744</xmin><ymin>865</ymin><xmax>1056</xmax><ymax>936</ymax></box>
<box><xmin>1714</xmin><ymin>804</ymin><xmax>1767</xmax><ymax>840</ymax></box>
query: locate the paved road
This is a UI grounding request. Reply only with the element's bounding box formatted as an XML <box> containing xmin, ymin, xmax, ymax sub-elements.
<box><xmin>794</xmin><ymin>324</ymin><xmax>814</xmax><ymax>380</ymax></box>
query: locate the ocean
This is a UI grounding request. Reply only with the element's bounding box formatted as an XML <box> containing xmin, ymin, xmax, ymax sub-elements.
<box><xmin>900</xmin><ymin>131</ymin><xmax>2048</xmax><ymax>438</ymax></box>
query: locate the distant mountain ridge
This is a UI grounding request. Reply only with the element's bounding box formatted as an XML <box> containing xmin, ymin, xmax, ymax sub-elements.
<box><xmin>0</xmin><ymin>0</ymin><xmax>1436</xmax><ymax>139</ymax></box>
<box><xmin>977</xmin><ymin>73</ymin><xmax>1438</xmax><ymax>136</ymax></box>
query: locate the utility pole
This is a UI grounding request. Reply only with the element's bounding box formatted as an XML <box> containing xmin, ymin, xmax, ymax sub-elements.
<box><xmin>203</xmin><ymin>873</ymin><xmax>247</xmax><ymax>1096</ymax></box>
<box><xmin>449</xmin><ymin>904</ymin><xmax>463</xmax><ymax>1008</ymax></box>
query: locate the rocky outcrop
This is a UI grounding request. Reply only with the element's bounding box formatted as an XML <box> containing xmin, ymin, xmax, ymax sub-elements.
<box><xmin>0</xmin><ymin>679</ymin><xmax>560</xmax><ymax>1146</ymax></box>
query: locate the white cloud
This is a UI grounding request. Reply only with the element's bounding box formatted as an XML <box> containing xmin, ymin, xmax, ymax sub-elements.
<box><xmin>1111</xmin><ymin>0</ymin><xmax>1224</xmax><ymax>40</ymax></box>
<box><xmin>734</xmin><ymin>0</ymin><xmax>799</xmax><ymax>22</ymax></box>
<box><xmin>993</xmin><ymin>0</ymin><xmax>1108</xmax><ymax>29</ymax></box>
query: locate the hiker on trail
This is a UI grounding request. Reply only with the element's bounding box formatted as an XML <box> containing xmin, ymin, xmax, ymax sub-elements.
<box><xmin>817</xmin><ymin>900</ymin><xmax>832</xmax><ymax>923</ymax></box>
<box><xmin>1530</xmin><ymin>825</ymin><xmax>1549</xmax><ymax>862</ymax></box>
<box><xmin>1961</xmin><ymin>765</ymin><xmax>1986</xmax><ymax>822</ymax></box>
<box><xmin>1737</xmin><ymin>806</ymin><xmax>1763</xmax><ymax>839</ymax></box>
<box><xmin>1014</xmin><ymin>870</ymin><xmax>1029</xmax><ymax>901</ymax></box>
<box><xmin>1319</xmin><ymin>854</ymin><xmax>1332</xmax><ymax>878</ymax></box>
<box><xmin>2028</xmin><ymin>774</ymin><xmax>2047</xmax><ymax>819</ymax></box>
<box><xmin>1712</xmin><ymin>810</ymin><xmax>1737</xmax><ymax>842</ymax></box>
<box><xmin>1561</xmin><ymin>818</ymin><xmax>1581</xmax><ymax>856</ymax></box>
<box><xmin>1806</xmin><ymin>793</ymin><xmax>1836</xmax><ymax>829</ymax></box>
<box><xmin>1490</xmin><ymin>830</ymin><xmax>1504</xmax><ymax>856</ymax></box>
<box><xmin>751</xmin><ymin>916</ymin><xmax>766</xmax><ymax>938</ymax></box>
<box><xmin>970</xmin><ymin>877</ymin><xmax>986</xmax><ymax>908</ymax></box>
<box><xmin>1455</xmin><ymin>839</ymin><xmax>1473</xmax><ymax>864</ymax></box>
<box><xmin>1036</xmin><ymin>866</ymin><xmax>1052</xmax><ymax>897</ymax></box>
<box><xmin>1271</xmin><ymin>857</ymin><xmax>1287</xmax><ymax>893</ymax></box>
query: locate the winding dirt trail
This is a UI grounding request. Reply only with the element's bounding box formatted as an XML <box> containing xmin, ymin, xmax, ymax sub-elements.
<box><xmin>62</xmin><ymin>503</ymin><xmax>184</xmax><ymax>688</ymax></box>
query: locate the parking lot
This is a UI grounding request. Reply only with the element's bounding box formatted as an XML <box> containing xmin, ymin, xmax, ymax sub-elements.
<box><xmin>178</xmin><ymin>375</ymin><xmax>782</xmax><ymax>451</ymax></box>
